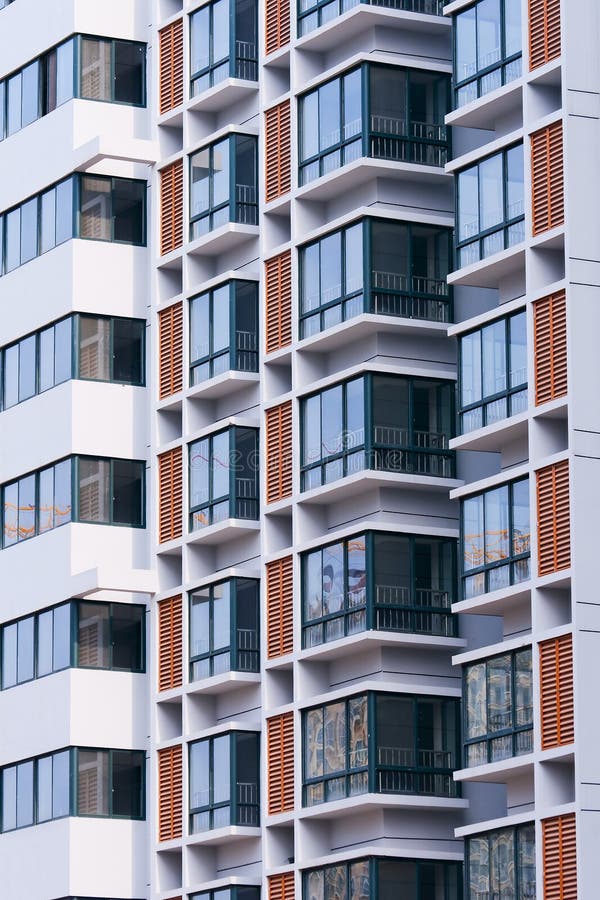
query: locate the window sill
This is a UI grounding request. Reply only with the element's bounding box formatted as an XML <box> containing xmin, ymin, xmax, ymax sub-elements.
<box><xmin>451</xmin><ymin>579</ymin><xmax>531</xmax><ymax>618</ymax></box>
<box><xmin>448</xmin><ymin>243</ymin><xmax>525</xmax><ymax>289</ymax></box>
<box><xmin>297</xmin><ymin>792</ymin><xmax>468</xmax><ymax>821</ymax></box>
<box><xmin>454</xmin><ymin>752</ymin><xmax>534</xmax><ymax>784</ymax></box>
<box><xmin>445</xmin><ymin>77</ymin><xmax>523</xmax><ymax>132</ymax></box>
<box><xmin>301</xmin><ymin>628</ymin><xmax>465</xmax><ymax>663</ymax></box>
<box><xmin>450</xmin><ymin>409</ymin><xmax>528</xmax><ymax>453</ymax></box>
<box><xmin>298</xmin><ymin>468</ymin><xmax>463</xmax><ymax>507</ymax></box>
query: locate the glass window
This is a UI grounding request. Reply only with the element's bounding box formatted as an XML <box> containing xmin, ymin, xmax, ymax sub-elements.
<box><xmin>189</xmin><ymin>427</ymin><xmax>258</xmax><ymax>530</ymax></box>
<box><xmin>21</xmin><ymin>60</ymin><xmax>39</xmax><ymax>127</ymax></box>
<box><xmin>189</xmin><ymin>281</ymin><xmax>258</xmax><ymax>384</ymax></box>
<box><xmin>114</xmin><ymin>40</ymin><xmax>145</xmax><ymax>104</ymax></box>
<box><xmin>467</xmin><ymin>824</ymin><xmax>535</xmax><ymax>900</ymax></box>
<box><xmin>76</xmin><ymin>457</ymin><xmax>144</xmax><ymax>527</ymax></box>
<box><xmin>80</xmin><ymin>38</ymin><xmax>112</xmax><ymax>101</ymax></box>
<box><xmin>190</xmin><ymin>578</ymin><xmax>259</xmax><ymax>679</ymax></box>
<box><xmin>454</xmin><ymin>0</ymin><xmax>522</xmax><ymax>107</ymax></box>
<box><xmin>56</xmin><ymin>39</ymin><xmax>75</xmax><ymax>107</ymax></box>
<box><xmin>190</xmin><ymin>0</ymin><xmax>257</xmax><ymax>94</ymax></box>
<box><xmin>7</xmin><ymin>72</ymin><xmax>22</xmax><ymax>135</ymax></box>
<box><xmin>189</xmin><ymin>732</ymin><xmax>259</xmax><ymax>832</ymax></box>
<box><xmin>190</xmin><ymin>135</ymin><xmax>258</xmax><ymax>239</ymax></box>
<box><xmin>1</xmin><ymin>749</ymin><xmax>73</xmax><ymax>832</ymax></box>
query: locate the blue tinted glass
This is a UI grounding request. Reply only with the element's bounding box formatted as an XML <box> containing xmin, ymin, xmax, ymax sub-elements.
<box><xmin>5</xmin><ymin>208</ymin><xmax>20</xmax><ymax>272</ymax></box>
<box><xmin>2</xmin><ymin>767</ymin><xmax>17</xmax><ymax>830</ymax></box>
<box><xmin>21</xmin><ymin>60</ymin><xmax>39</xmax><ymax>127</ymax></box>
<box><xmin>16</xmin><ymin>761</ymin><xmax>34</xmax><ymax>827</ymax></box>
<box><xmin>57</xmin><ymin>39</ymin><xmax>75</xmax><ymax>106</ymax></box>
<box><xmin>55</xmin><ymin>178</ymin><xmax>74</xmax><ymax>245</ymax></box>
<box><xmin>52</xmin><ymin>750</ymin><xmax>70</xmax><ymax>817</ymax></box>
<box><xmin>2</xmin><ymin>623</ymin><xmax>17</xmax><ymax>688</ymax></box>
<box><xmin>7</xmin><ymin>73</ymin><xmax>22</xmax><ymax>135</ymax></box>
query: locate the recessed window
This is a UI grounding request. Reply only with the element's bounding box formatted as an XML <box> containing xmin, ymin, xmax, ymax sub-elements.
<box><xmin>190</xmin><ymin>0</ymin><xmax>258</xmax><ymax>95</ymax></box>
<box><xmin>467</xmin><ymin>824</ymin><xmax>535</xmax><ymax>899</ymax></box>
<box><xmin>462</xmin><ymin>477</ymin><xmax>530</xmax><ymax>598</ymax></box>
<box><xmin>190</xmin><ymin>134</ymin><xmax>258</xmax><ymax>239</ymax></box>
<box><xmin>454</xmin><ymin>0</ymin><xmax>522</xmax><ymax>108</ymax></box>
<box><xmin>189</xmin><ymin>732</ymin><xmax>259</xmax><ymax>832</ymax></box>
<box><xmin>303</xmin><ymin>857</ymin><xmax>462</xmax><ymax>900</ymax></box>
<box><xmin>189</xmin><ymin>426</ymin><xmax>259</xmax><ymax>529</ymax></box>
<box><xmin>190</xmin><ymin>578</ymin><xmax>259</xmax><ymax>679</ymax></box>
<box><xmin>80</xmin><ymin>37</ymin><xmax>145</xmax><ymax>105</ymax></box>
<box><xmin>459</xmin><ymin>310</ymin><xmax>527</xmax><ymax>432</ymax></box>
<box><xmin>457</xmin><ymin>143</ymin><xmax>524</xmax><ymax>267</ymax></box>
<box><xmin>189</xmin><ymin>280</ymin><xmax>258</xmax><ymax>384</ymax></box>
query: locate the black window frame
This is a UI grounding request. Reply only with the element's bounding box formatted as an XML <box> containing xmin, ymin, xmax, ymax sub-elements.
<box><xmin>189</xmin><ymin>731</ymin><xmax>260</xmax><ymax>833</ymax></box>
<box><xmin>189</xmin><ymin>425</ymin><xmax>259</xmax><ymax>530</ymax></box>
<box><xmin>189</xmin><ymin>576</ymin><xmax>260</xmax><ymax>679</ymax></box>
<box><xmin>189</xmin><ymin>279</ymin><xmax>258</xmax><ymax>385</ymax></box>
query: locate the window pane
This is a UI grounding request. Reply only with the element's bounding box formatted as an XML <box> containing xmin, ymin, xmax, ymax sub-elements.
<box><xmin>477</xmin><ymin>0</ymin><xmax>501</xmax><ymax>71</ymax></box>
<box><xmin>213</xmin><ymin>581</ymin><xmax>231</xmax><ymax>650</ymax></box>
<box><xmin>56</xmin><ymin>38</ymin><xmax>75</xmax><ymax>106</ymax></box>
<box><xmin>343</xmin><ymin>69</ymin><xmax>362</xmax><ymax>140</ymax></box>
<box><xmin>190</xmin><ymin>293</ymin><xmax>210</xmax><ymax>363</ymax></box>
<box><xmin>191</xmin><ymin>148</ymin><xmax>211</xmax><ymax>221</ymax></box>
<box><xmin>319</xmin><ymin>79</ymin><xmax>340</xmax><ymax>152</ymax></box>
<box><xmin>505</xmin><ymin>0</ymin><xmax>522</xmax><ymax>58</ymax></box>
<box><xmin>20</xmin><ymin>197</ymin><xmax>38</xmax><ymax>265</ymax></box>
<box><xmin>4</xmin><ymin>344</ymin><xmax>19</xmax><ymax>408</ymax></box>
<box><xmin>21</xmin><ymin>60</ymin><xmax>39</xmax><ymax>128</ymax></box>
<box><xmin>112</xmin><ymin>459</ymin><xmax>144</xmax><ymax>526</ymax></box>
<box><xmin>345</xmin><ymin>223</ymin><xmax>363</xmax><ymax>296</ymax></box>
<box><xmin>113</xmin><ymin>318</ymin><xmax>144</xmax><ymax>384</ymax></box>
<box><xmin>78</xmin><ymin>316</ymin><xmax>111</xmax><ymax>380</ymax></box>
<box><xmin>191</xmin><ymin>589</ymin><xmax>211</xmax><ymax>659</ymax></box>
<box><xmin>304</xmin><ymin>551</ymin><xmax>323</xmax><ymax>622</ymax></box>
<box><xmin>212</xmin><ymin>138</ymin><xmax>230</xmax><ymax>210</ymax></box>
<box><xmin>466</xmin><ymin>662</ymin><xmax>487</xmax><ymax>739</ymax></box>
<box><xmin>18</xmin><ymin>474</ymin><xmax>36</xmax><ymax>542</ymax></box>
<box><xmin>114</xmin><ymin>41</ymin><xmax>145</xmax><ymax>104</ymax></box>
<box><xmin>2</xmin><ymin>623</ymin><xmax>18</xmax><ymax>688</ymax></box>
<box><xmin>515</xmin><ymin>649</ymin><xmax>533</xmax><ymax>728</ymax></box>
<box><xmin>54</xmin><ymin>317</ymin><xmax>72</xmax><ymax>384</ymax></box>
<box><xmin>213</xmin><ymin>734</ymin><xmax>231</xmax><ymax>804</ymax></box>
<box><xmin>458</xmin><ymin>166</ymin><xmax>479</xmax><ymax>242</ymax></box>
<box><xmin>305</xmin><ymin>708</ymin><xmax>323</xmax><ymax>780</ymax></box>
<box><xmin>191</xmin><ymin>7</ymin><xmax>210</xmax><ymax>76</ymax></box>
<box><xmin>461</xmin><ymin>331</ymin><xmax>482</xmax><ymax>407</ymax></box>
<box><xmin>211</xmin><ymin>430</ymin><xmax>230</xmax><ymax>500</ymax></box>
<box><xmin>482</xmin><ymin>320</ymin><xmax>506</xmax><ymax>399</ymax></box>
<box><xmin>321</xmin><ymin>386</ymin><xmax>343</xmax><ymax>459</ymax></box>
<box><xmin>112</xmin><ymin>178</ymin><xmax>145</xmax><ymax>244</ymax></box>
<box><xmin>111</xmin><ymin>603</ymin><xmax>144</xmax><ymax>671</ymax></box>
<box><xmin>80</xmin><ymin>176</ymin><xmax>111</xmax><ymax>240</ymax></box>
<box><xmin>7</xmin><ymin>73</ymin><xmax>22</xmax><ymax>135</ymax></box>
<box><xmin>479</xmin><ymin>153</ymin><xmax>503</xmax><ymax>231</ymax></box>
<box><xmin>55</xmin><ymin>177</ymin><xmax>74</xmax><ymax>245</ymax></box>
<box><xmin>463</xmin><ymin>495</ymin><xmax>484</xmax><ymax>572</ymax></box>
<box><xmin>18</xmin><ymin>334</ymin><xmax>36</xmax><ymax>401</ymax></box>
<box><xmin>509</xmin><ymin>312</ymin><xmax>527</xmax><ymax>388</ymax></box>
<box><xmin>213</xmin><ymin>284</ymin><xmax>230</xmax><ymax>355</ymax></box>
<box><xmin>2</xmin><ymin>767</ymin><xmax>17</xmax><ymax>831</ymax></box>
<box><xmin>16</xmin><ymin>761</ymin><xmax>34</xmax><ymax>828</ymax></box>
<box><xmin>301</xmin><ymin>242</ymin><xmax>320</xmax><ymax>313</ymax></box>
<box><xmin>52</xmin><ymin>750</ymin><xmax>70</xmax><ymax>818</ymax></box>
<box><xmin>77</xmin><ymin>749</ymin><xmax>109</xmax><ymax>815</ymax></box>
<box><xmin>190</xmin><ymin>740</ymin><xmax>210</xmax><ymax>815</ymax></box>
<box><xmin>53</xmin><ymin>458</ymin><xmax>73</xmax><ymax>527</ymax></box>
<box><xmin>455</xmin><ymin>6</ymin><xmax>477</xmax><ymax>83</ymax></box>
<box><xmin>0</xmin><ymin>81</ymin><xmax>5</xmax><ymax>140</ymax></box>
<box><xmin>301</xmin><ymin>91</ymin><xmax>319</xmax><ymax>161</ymax></box>
<box><xmin>490</xmin><ymin>828</ymin><xmax>514</xmax><ymax>895</ymax></box>
<box><xmin>38</xmin><ymin>466</ymin><xmax>54</xmax><ymax>533</ymax></box>
<box><xmin>78</xmin><ymin>602</ymin><xmax>110</xmax><ymax>668</ymax></box>
<box><xmin>112</xmin><ymin>750</ymin><xmax>143</xmax><ymax>817</ymax></box>
<box><xmin>487</xmin><ymin>654</ymin><xmax>512</xmax><ymax>735</ymax></box>
<box><xmin>5</xmin><ymin>208</ymin><xmax>21</xmax><ymax>272</ymax></box>
<box><xmin>3</xmin><ymin>481</ymin><xmax>18</xmax><ymax>547</ymax></box>
<box><xmin>16</xmin><ymin>617</ymin><xmax>34</xmax><ymax>683</ymax></box>
<box><xmin>512</xmin><ymin>479</ymin><xmax>530</xmax><ymax>557</ymax></box>
<box><xmin>213</xmin><ymin>0</ymin><xmax>230</xmax><ymax>64</ymax></box>
<box><xmin>38</xmin><ymin>326</ymin><xmax>55</xmax><ymax>393</ymax></box>
<box><xmin>348</xmin><ymin>695</ymin><xmax>368</xmax><ymax>770</ymax></box>
<box><xmin>37</xmin><ymin>756</ymin><xmax>53</xmax><ymax>822</ymax></box>
<box><xmin>37</xmin><ymin>610</ymin><xmax>53</xmax><ymax>676</ymax></box>
<box><xmin>78</xmin><ymin>458</ymin><xmax>111</xmax><ymax>523</ymax></box>
<box><xmin>506</xmin><ymin>144</ymin><xmax>524</xmax><ymax>222</ymax></box>
<box><xmin>324</xmin><ymin>701</ymin><xmax>346</xmax><ymax>774</ymax></box>
<box><xmin>485</xmin><ymin>486</ymin><xmax>509</xmax><ymax>563</ymax></box>
<box><xmin>320</xmin><ymin>231</ymin><xmax>342</xmax><ymax>305</ymax></box>
<box><xmin>190</xmin><ymin>439</ymin><xmax>210</xmax><ymax>508</ymax></box>
<box><xmin>80</xmin><ymin>38</ymin><xmax>111</xmax><ymax>101</ymax></box>
<box><xmin>53</xmin><ymin>602</ymin><xmax>71</xmax><ymax>670</ymax></box>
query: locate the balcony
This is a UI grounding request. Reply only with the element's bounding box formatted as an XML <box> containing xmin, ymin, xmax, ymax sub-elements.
<box><xmin>190</xmin><ymin>281</ymin><xmax>259</xmax><ymax>389</ymax></box>
<box><xmin>189</xmin><ymin>578</ymin><xmax>260</xmax><ymax>682</ymax></box>
<box><xmin>298</xmin><ymin>0</ymin><xmax>446</xmax><ymax>42</ymax></box>
<box><xmin>189</xmin><ymin>732</ymin><xmax>260</xmax><ymax>837</ymax></box>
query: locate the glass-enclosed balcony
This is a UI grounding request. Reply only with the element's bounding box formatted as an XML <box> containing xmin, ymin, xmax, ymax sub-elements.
<box><xmin>454</xmin><ymin>0</ymin><xmax>522</xmax><ymax>108</ymax></box>
<box><xmin>301</xmin><ymin>373</ymin><xmax>455</xmax><ymax>491</ymax></box>
<box><xmin>189</xmin><ymin>578</ymin><xmax>259</xmax><ymax>679</ymax></box>
<box><xmin>302</xmin><ymin>531</ymin><xmax>457</xmax><ymax>647</ymax></box>
<box><xmin>298</xmin><ymin>0</ymin><xmax>445</xmax><ymax>39</ymax></box>
<box><xmin>299</xmin><ymin>64</ymin><xmax>449</xmax><ymax>186</ymax></box>
<box><xmin>189</xmin><ymin>732</ymin><xmax>259</xmax><ymax>832</ymax></box>
<box><xmin>300</xmin><ymin>218</ymin><xmax>452</xmax><ymax>337</ymax></box>
<box><xmin>190</xmin><ymin>0</ymin><xmax>258</xmax><ymax>96</ymax></box>
<box><xmin>464</xmin><ymin>648</ymin><xmax>533</xmax><ymax>767</ymax></box>
<box><xmin>304</xmin><ymin>857</ymin><xmax>462</xmax><ymax>900</ymax></box>
<box><xmin>467</xmin><ymin>823</ymin><xmax>535</xmax><ymax>900</ymax></box>
<box><xmin>190</xmin><ymin>281</ymin><xmax>258</xmax><ymax>385</ymax></box>
<box><xmin>189</xmin><ymin>426</ymin><xmax>259</xmax><ymax>530</ymax></box>
<box><xmin>190</xmin><ymin>134</ymin><xmax>258</xmax><ymax>240</ymax></box>
<box><xmin>303</xmin><ymin>692</ymin><xmax>460</xmax><ymax>805</ymax></box>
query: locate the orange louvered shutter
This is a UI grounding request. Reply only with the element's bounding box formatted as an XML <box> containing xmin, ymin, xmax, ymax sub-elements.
<box><xmin>540</xmin><ymin>633</ymin><xmax>574</xmax><ymax>750</ymax></box>
<box><xmin>531</xmin><ymin>121</ymin><xmax>564</xmax><ymax>236</ymax></box>
<box><xmin>160</xmin><ymin>160</ymin><xmax>184</xmax><ymax>256</ymax></box>
<box><xmin>159</xmin><ymin>19</ymin><xmax>184</xmax><ymax>114</ymax></box>
<box><xmin>265</xmin><ymin>0</ymin><xmax>290</xmax><ymax>55</ymax></box>
<box><xmin>265</xmin><ymin>100</ymin><xmax>291</xmax><ymax>203</ymax></box>
<box><xmin>267</xmin><ymin>712</ymin><xmax>295</xmax><ymax>814</ymax></box>
<box><xmin>158</xmin><ymin>447</ymin><xmax>183</xmax><ymax>543</ymax></box>
<box><xmin>159</xmin><ymin>302</ymin><xmax>183</xmax><ymax>399</ymax></box>
<box><xmin>529</xmin><ymin>0</ymin><xmax>561</xmax><ymax>70</ymax></box>
<box><xmin>536</xmin><ymin>459</ymin><xmax>570</xmax><ymax>576</ymax></box>
<box><xmin>543</xmin><ymin>812</ymin><xmax>577</xmax><ymax>899</ymax></box>
<box><xmin>268</xmin><ymin>872</ymin><xmax>295</xmax><ymax>900</ymax></box>
<box><xmin>534</xmin><ymin>290</ymin><xmax>567</xmax><ymax>405</ymax></box>
<box><xmin>158</xmin><ymin>745</ymin><xmax>183</xmax><ymax>841</ymax></box>
<box><xmin>266</xmin><ymin>555</ymin><xmax>293</xmax><ymax>659</ymax></box>
<box><xmin>265</xmin><ymin>250</ymin><xmax>292</xmax><ymax>353</ymax></box>
<box><xmin>158</xmin><ymin>595</ymin><xmax>183</xmax><ymax>692</ymax></box>
<box><xmin>266</xmin><ymin>401</ymin><xmax>293</xmax><ymax>503</ymax></box>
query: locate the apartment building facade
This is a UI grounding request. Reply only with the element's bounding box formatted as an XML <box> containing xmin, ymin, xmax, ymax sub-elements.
<box><xmin>0</xmin><ymin>0</ymin><xmax>592</xmax><ymax>898</ymax></box>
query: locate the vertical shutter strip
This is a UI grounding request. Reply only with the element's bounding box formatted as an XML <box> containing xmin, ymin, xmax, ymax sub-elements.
<box><xmin>158</xmin><ymin>745</ymin><xmax>183</xmax><ymax>841</ymax></box>
<box><xmin>265</xmin><ymin>0</ymin><xmax>290</xmax><ymax>55</ymax></box>
<box><xmin>266</xmin><ymin>401</ymin><xmax>293</xmax><ymax>503</ymax></box>
<box><xmin>159</xmin><ymin>301</ymin><xmax>184</xmax><ymax>399</ymax></box>
<box><xmin>159</xmin><ymin>19</ymin><xmax>184</xmax><ymax>114</ymax></box>
<box><xmin>531</xmin><ymin>120</ymin><xmax>564</xmax><ymax>236</ymax></box>
<box><xmin>540</xmin><ymin>633</ymin><xmax>574</xmax><ymax>749</ymax></box>
<box><xmin>267</xmin><ymin>555</ymin><xmax>293</xmax><ymax>658</ymax></box>
<box><xmin>265</xmin><ymin>100</ymin><xmax>291</xmax><ymax>203</ymax></box>
<box><xmin>268</xmin><ymin>872</ymin><xmax>295</xmax><ymax>900</ymax></box>
<box><xmin>160</xmin><ymin>160</ymin><xmax>184</xmax><ymax>256</ymax></box>
<box><xmin>529</xmin><ymin>0</ymin><xmax>561</xmax><ymax>70</ymax></box>
<box><xmin>267</xmin><ymin>711</ymin><xmax>295</xmax><ymax>814</ymax></box>
<box><xmin>158</xmin><ymin>446</ymin><xmax>183</xmax><ymax>543</ymax></box>
<box><xmin>158</xmin><ymin>595</ymin><xmax>183</xmax><ymax>691</ymax></box>
<box><xmin>543</xmin><ymin>812</ymin><xmax>577</xmax><ymax>900</ymax></box>
<box><xmin>536</xmin><ymin>459</ymin><xmax>571</xmax><ymax>576</ymax></box>
<box><xmin>265</xmin><ymin>250</ymin><xmax>292</xmax><ymax>353</ymax></box>
<box><xmin>534</xmin><ymin>290</ymin><xmax>567</xmax><ymax>405</ymax></box>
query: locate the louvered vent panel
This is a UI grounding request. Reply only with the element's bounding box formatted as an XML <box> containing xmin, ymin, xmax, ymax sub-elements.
<box><xmin>158</xmin><ymin>447</ymin><xmax>183</xmax><ymax>544</ymax></box>
<box><xmin>159</xmin><ymin>19</ymin><xmax>184</xmax><ymax>114</ymax></box>
<box><xmin>532</xmin><ymin>120</ymin><xmax>564</xmax><ymax>236</ymax></box>
<box><xmin>268</xmin><ymin>872</ymin><xmax>295</xmax><ymax>900</ymax></box>
<box><xmin>159</xmin><ymin>302</ymin><xmax>183</xmax><ymax>400</ymax></box>
<box><xmin>158</xmin><ymin>595</ymin><xmax>183</xmax><ymax>692</ymax></box>
<box><xmin>158</xmin><ymin>745</ymin><xmax>183</xmax><ymax>841</ymax></box>
<box><xmin>265</xmin><ymin>100</ymin><xmax>291</xmax><ymax>203</ymax></box>
<box><xmin>266</xmin><ymin>555</ymin><xmax>293</xmax><ymax>659</ymax></box>
<box><xmin>534</xmin><ymin>290</ymin><xmax>567</xmax><ymax>405</ymax></box>
<box><xmin>543</xmin><ymin>812</ymin><xmax>577</xmax><ymax>899</ymax></box>
<box><xmin>265</xmin><ymin>250</ymin><xmax>292</xmax><ymax>353</ymax></box>
<box><xmin>267</xmin><ymin>712</ymin><xmax>295</xmax><ymax>814</ymax></box>
<box><xmin>540</xmin><ymin>633</ymin><xmax>574</xmax><ymax>750</ymax></box>
<box><xmin>529</xmin><ymin>0</ymin><xmax>561</xmax><ymax>70</ymax></box>
<box><xmin>160</xmin><ymin>160</ymin><xmax>184</xmax><ymax>256</ymax></box>
<box><xmin>537</xmin><ymin>459</ymin><xmax>571</xmax><ymax>576</ymax></box>
<box><xmin>266</xmin><ymin>401</ymin><xmax>293</xmax><ymax>503</ymax></box>
<box><xmin>265</xmin><ymin>0</ymin><xmax>290</xmax><ymax>55</ymax></box>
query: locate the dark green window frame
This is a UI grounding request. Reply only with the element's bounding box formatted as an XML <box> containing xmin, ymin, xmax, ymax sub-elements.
<box><xmin>302</xmin><ymin>531</ymin><xmax>457</xmax><ymax>647</ymax></box>
<box><xmin>189</xmin><ymin>731</ymin><xmax>260</xmax><ymax>833</ymax></box>
<box><xmin>189</xmin><ymin>279</ymin><xmax>258</xmax><ymax>386</ymax></box>
<box><xmin>189</xmin><ymin>426</ymin><xmax>259</xmax><ymax>530</ymax></box>
<box><xmin>0</xmin><ymin>746</ymin><xmax>145</xmax><ymax>832</ymax></box>
<box><xmin>297</xmin><ymin>0</ymin><xmax>445</xmax><ymax>38</ymax></box>
<box><xmin>0</xmin><ymin>599</ymin><xmax>145</xmax><ymax>689</ymax></box>
<box><xmin>456</xmin><ymin>143</ymin><xmax>524</xmax><ymax>269</ymax></box>
<box><xmin>454</xmin><ymin>0</ymin><xmax>522</xmax><ymax>109</ymax></box>
<box><xmin>74</xmin><ymin>456</ymin><xmax>146</xmax><ymax>528</ymax></box>
<box><xmin>300</xmin><ymin>373</ymin><xmax>455</xmax><ymax>491</ymax></box>
<box><xmin>190</xmin><ymin>134</ymin><xmax>258</xmax><ymax>240</ymax></box>
<box><xmin>299</xmin><ymin>217</ymin><xmax>453</xmax><ymax>338</ymax></box>
<box><xmin>461</xmin><ymin>476</ymin><xmax>530</xmax><ymax>599</ymax></box>
<box><xmin>467</xmin><ymin>823</ymin><xmax>535</xmax><ymax>900</ymax></box>
<box><xmin>190</xmin><ymin>0</ymin><xmax>258</xmax><ymax>95</ymax></box>
<box><xmin>464</xmin><ymin>647</ymin><xmax>533</xmax><ymax>767</ymax></box>
<box><xmin>299</xmin><ymin>63</ymin><xmax>449</xmax><ymax>186</ymax></box>
<box><xmin>303</xmin><ymin>856</ymin><xmax>463</xmax><ymax>900</ymax></box>
<box><xmin>302</xmin><ymin>692</ymin><xmax>460</xmax><ymax>806</ymax></box>
<box><xmin>76</xmin><ymin>35</ymin><xmax>146</xmax><ymax>107</ymax></box>
<box><xmin>459</xmin><ymin>310</ymin><xmax>527</xmax><ymax>434</ymax></box>
<box><xmin>189</xmin><ymin>577</ymin><xmax>260</xmax><ymax>679</ymax></box>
